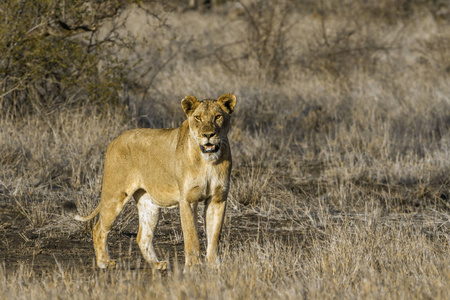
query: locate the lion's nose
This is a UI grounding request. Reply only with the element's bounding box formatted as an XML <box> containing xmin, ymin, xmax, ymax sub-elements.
<box><xmin>202</xmin><ymin>132</ymin><xmax>215</xmax><ymax>139</ymax></box>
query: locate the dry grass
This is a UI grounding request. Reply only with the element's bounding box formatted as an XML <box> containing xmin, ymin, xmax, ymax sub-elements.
<box><xmin>1</xmin><ymin>216</ymin><xmax>449</xmax><ymax>299</ymax></box>
<box><xmin>0</xmin><ymin>0</ymin><xmax>449</xmax><ymax>299</ymax></box>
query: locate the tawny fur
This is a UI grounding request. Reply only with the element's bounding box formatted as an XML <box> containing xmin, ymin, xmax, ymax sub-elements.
<box><xmin>70</xmin><ymin>94</ymin><xmax>236</xmax><ymax>270</ymax></box>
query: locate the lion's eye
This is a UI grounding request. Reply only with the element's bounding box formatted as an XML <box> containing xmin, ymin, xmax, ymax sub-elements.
<box><xmin>215</xmin><ymin>115</ymin><xmax>222</xmax><ymax>121</ymax></box>
<box><xmin>194</xmin><ymin>116</ymin><xmax>202</xmax><ymax>122</ymax></box>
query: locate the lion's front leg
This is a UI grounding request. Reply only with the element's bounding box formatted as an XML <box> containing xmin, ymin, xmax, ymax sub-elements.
<box><xmin>179</xmin><ymin>200</ymin><xmax>200</xmax><ymax>269</ymax></box>
<box><xmin>204</xmin><ymin>196</ymin><xmax>226</xmax><ymax>265</ymax></box>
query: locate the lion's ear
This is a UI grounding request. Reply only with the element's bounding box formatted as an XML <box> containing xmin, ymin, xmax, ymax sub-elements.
<box><xmin>217</xmin><ymin>93</ymin><xmax>236</xmax><ymax>114</ymax></box>
<box><xmin>181</xmin><ymin>95</ymin><xmax>199</xmax><ymax>115</ymax></box>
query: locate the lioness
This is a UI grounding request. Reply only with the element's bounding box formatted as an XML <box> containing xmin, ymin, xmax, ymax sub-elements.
<box><xmin>68</xmin><ymin>94</ymin><xmax>236</xmax><ymax>270</ymax></box>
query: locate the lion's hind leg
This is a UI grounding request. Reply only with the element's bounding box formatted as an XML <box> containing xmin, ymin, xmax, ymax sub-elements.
<box><xmin>135</xmin><ymin>190</ymin><xmax>167</xmax><ymax>270</ymax></box>
<box><xmin>93</xmin><ymin>189</ymin><xmax>132</xmax><ymax>269</ymax></box>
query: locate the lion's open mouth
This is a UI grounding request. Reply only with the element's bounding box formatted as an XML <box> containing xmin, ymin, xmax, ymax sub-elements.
<box><xmin>200</xmin><ymin>142</ymin><xmax>221</xmax><ymax>153</ymax></box>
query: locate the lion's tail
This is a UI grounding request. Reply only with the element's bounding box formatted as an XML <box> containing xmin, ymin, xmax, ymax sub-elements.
<box><xmin>63</xmin><ymin>201</ymin><xmax>101</xmax><ymax>222</ymax></box>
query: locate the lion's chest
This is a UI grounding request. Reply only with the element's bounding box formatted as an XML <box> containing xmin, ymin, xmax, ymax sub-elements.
<box><xmin>183</xmin><ymin>167</ymin><xmax>224</xmax><ymax>203</ymax></box>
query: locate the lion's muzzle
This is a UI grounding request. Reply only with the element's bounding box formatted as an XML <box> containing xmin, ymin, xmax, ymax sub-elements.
<box><xmin>200</xmin><ymin>142</ymin><xmax>221</xmax><ymax>153</ymax></box>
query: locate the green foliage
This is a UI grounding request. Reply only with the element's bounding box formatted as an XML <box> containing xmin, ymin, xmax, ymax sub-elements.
<box><xmin>0</xmin><ymin>0</ymin><xmax>134</xmax><ymax>117</ymax></box>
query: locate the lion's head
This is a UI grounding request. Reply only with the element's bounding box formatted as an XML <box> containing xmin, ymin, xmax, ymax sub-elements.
<box><xmin>181</xmin><ymin>93</ymin><xmax>236</xmax><ymax>160</ymax></box>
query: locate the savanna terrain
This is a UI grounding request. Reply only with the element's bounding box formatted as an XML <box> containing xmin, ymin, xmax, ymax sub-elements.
<box><xmin>0</xmin><ymin>0</ymin><xmax>449</xmax><ymax>299</ymax></box>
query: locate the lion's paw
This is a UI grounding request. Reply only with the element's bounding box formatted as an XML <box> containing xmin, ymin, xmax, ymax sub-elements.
<box><xmin>154</xmin><ymin>261</ymin><xmax>169</xmax><ymax>271</ymax></box>
<box><xmin>98</xmin><ymin>259</ymin><xmax>117</xmax><ymax>269</ymax></box>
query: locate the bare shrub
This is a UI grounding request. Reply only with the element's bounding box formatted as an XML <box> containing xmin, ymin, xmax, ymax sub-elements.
<box><xmin>238</xmin><ymin>0</ymin><xmax>293</xmax><ymax>83</ymax></box>
<box><xmin>297</xmin><ymin>4</ymin><xmax>402</xmax><ymax>77</ymax></box>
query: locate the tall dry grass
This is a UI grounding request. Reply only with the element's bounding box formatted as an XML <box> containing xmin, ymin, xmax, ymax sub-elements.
<box><xmin>0</xmin><ymin>0</ymin><xmax>449</xmax><ymax>299</ymax></box>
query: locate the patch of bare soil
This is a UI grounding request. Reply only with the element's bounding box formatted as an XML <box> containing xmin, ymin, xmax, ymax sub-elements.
<box><xmin>0</xmin><ymin>201</ymin><xmax>298</xmax><ymax>274</ymax></box>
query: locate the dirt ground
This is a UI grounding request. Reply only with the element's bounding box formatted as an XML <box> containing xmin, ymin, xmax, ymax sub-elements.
<box><xmin>0</xmin><ymin>200</ymin><xmax>305</xmax><ymax>274</ymax></box>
